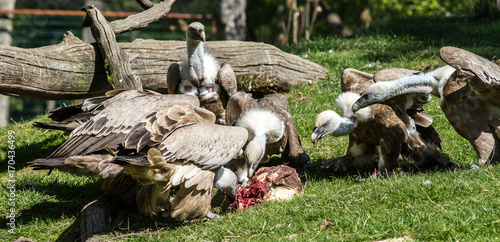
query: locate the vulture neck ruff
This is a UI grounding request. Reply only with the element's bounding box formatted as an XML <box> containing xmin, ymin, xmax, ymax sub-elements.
<box><xmin>236</xmin><ymin>109</ymin><xmax>285</xmax><ymax>144</ymax></box>
<box><xmin>336</xmin><ymin>92</ymin><xmax>372</xmax><ymax>123</ymax></box>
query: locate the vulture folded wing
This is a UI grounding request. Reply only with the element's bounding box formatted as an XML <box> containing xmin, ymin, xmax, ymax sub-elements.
<box><xmin>217</xmin><ymin>62</ymin><xmax>238</xmax><ymax>97</ymax></box>
<box><xmin>167</xmin><ymin>63</ymin><xmax>182</xmax><ymax>94</ymax></box>
<box><xmin>225</xmin><ymin>91</ymin><xmax>260</xmax><ymax>126</ymax></box>
<box><xmin>440</xmin><ymin>46</ymin><xmax>500</xmax><ymax>85</ymax></box>
<box><xmin>158</xmin><ymin>123</ymin><xmax>248</xmax><ymax>170</ymax></box>
<box><xmin>341</xmin><ymin>68</ymin><xmax>375</xmax><ymax>94</ymax></box>
<box><xmin>373</xmin><ymin>68</ymin><xmax>417</xmax><ymax>82</ymax></box>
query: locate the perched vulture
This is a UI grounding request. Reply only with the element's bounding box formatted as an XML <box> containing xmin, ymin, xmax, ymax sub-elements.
<box><xmin>311</xmin><ymin>68</ymin><xmax>451</xmax><ymax>171</ymax></box>
<box><xmin>167</xmin><ymin>22</ymin><xmax>238</xmax><ymax>125</ymax></box>
<box><xmin>225</xmin><ymin>91</ymin><xmax>311</xmax><ymax>184</ymax></box>
<box><xmin>30</xmin><ymin>91</ymin><xmax>246</xmax><ymax>221</ymax></box>
<box><xmin>352</xmin><ymin>46</ymin><xmax>500</xmax><ymax>165</ymax></box>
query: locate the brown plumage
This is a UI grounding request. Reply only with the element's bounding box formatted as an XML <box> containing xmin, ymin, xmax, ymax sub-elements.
<box><xmin>353</xmin><ymin>46</ymin><xmax>500</xmax><ymax>165</ymax></box>
<box><xmin>113</xmin><ymin>106</ymin><xmax>247</xmax><ymax>220</ymax></box>
<box><xmin>31</xmin><ymin>98</ymin><xmax>247</xmax><ymax>221</ymax></box>
<box><xmin>167</xmin><ymin>22</ymin><xmax>238</xmax><ymax>125</ymax></box>
<box><xmin>225</xmin><ymin>91</ymin><xmax>311</xmax><ymax>184</ymax></box>
<box><xmin>33</xmin><ymin>90</ymin><xmax>167</xmax><ymax>132</ymax></box>
<box><xmin>312</xmin><ymin>68</ymin><xmax>451</xmax><ymax>171</ymax></box>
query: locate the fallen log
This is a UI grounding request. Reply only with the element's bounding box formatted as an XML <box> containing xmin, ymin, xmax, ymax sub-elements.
<box><xmin>0</xmin><ymin>32</ymin><xmax>327</xmax><ymax>100</ymax></box>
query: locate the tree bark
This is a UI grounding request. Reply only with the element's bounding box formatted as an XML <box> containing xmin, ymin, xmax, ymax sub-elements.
<box><xmin>220</xmin><ymin>0</ymin><xmax>246</xmax><ymax>40</ymax></box>
<box><xmin>0</xmin><ymin>33</ymin><xmax>328</xmax><ymax>100</ymax></box>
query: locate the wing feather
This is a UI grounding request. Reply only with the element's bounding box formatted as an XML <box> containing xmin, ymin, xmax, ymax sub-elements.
<box><xmin>341</xmin><ymin>68</ymin><xmax>374</xmax><ymax>94</ymax></box>
<box><xmin>226</xmin><ymin>91</ymin><xmax>259</xmax><ymax>126</ymax></box>
<box><xmin>440</xmin><ymin>46</ymin><xmax>500</xmax><ymax>85</ymax></box>
<box><xmin>159</xmin><ymin>123</ymin><xmax>248</xmax><ymax>169</ymax></box>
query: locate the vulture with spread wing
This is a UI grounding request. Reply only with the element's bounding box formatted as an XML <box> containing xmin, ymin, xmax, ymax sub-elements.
<box><xmin>33</xmin><ymin>90</ymin><xmax>163</xmax><ymax>132</ymax></box>
<box><xmin>353</xmin><ymin>46</ymin><xmax>500</xmax><ymax>165</ymax></box>
<box><xmin>225</xmin><ymin>91</ymin><xmax>311</xmax><ymax>184</ymax></box>
<box><xmin>167</xmin><ymin>22</ymin><xmax>238</xmax><ymax>125</ymax></box>
<box><xmin>311</xmin><ymin>68</ymin><xmax>451</xmax><ymax>171</ymax></box>
<box><xmin>30</xmin><ymin>92</ymin><xmax>247</xmax><ymax>221</ymax></box>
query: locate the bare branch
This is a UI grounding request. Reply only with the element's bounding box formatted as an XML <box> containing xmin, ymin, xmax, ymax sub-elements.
<box><xmin>136</xmin><ymin>0</ymin><xmax>154</xmax><ymax>10</ymax></box>
<box><xmin>111</xmin><ymin>0</ymin><xmax>175</xmax><ymax>34</ymax></box>
<box><xmin>82</xmin><ymin>6</ymin><xmax>143</xmax><ymax>91</ymax></box>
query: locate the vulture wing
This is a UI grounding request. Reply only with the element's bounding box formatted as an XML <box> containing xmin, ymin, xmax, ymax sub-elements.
<box><xmin>225</xmin><ymin>91</ymin><xmax>260</xmax><ymax>126</ymax></box>
<box><xmin>47</xmin><ymin>94</ymin><xmax>199</xmax><ymax>158</ymax></box>
<box><xmin>373</xmin><ymin>68</ymin><xmax>417</xmax><ymax>82</ymax></box>
<box><xmin>217</xmin><ymin>62</ymin><xmax>238</xmax><ymax>97</ymax></box>
<box><xmin>341</xmin><ymin>68</ymin><xmax>374</xmax><ymax>94</ymax></box>
<box><xmin>158</xmin><ymin>123</ymin><xmax>248</xmax><ymax>170</ymax></box>
<box><xmin>167</xmin><ymin>62</ymin><xmax>182</xmax><ymax>94</ymax></box>
<box><xmin>440</xmin><ymin>46</ymin><xmax>500</xmax><ymax>85</ymax></box>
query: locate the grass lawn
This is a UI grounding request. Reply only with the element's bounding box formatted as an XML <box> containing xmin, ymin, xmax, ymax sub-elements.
<box><xmin>1</xmin><ymin>16</ymin><xmax>500</xmax><ymax>241</ymax></box>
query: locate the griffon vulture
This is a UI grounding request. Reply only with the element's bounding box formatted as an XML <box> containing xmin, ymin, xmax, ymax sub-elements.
<box><xmin>352</xmin><ymin>46</ymin><xmax>500</xmax><ymax>165</ymax></box>
<box><xmin>167</xmin><ymin>22</ymin><xmax>238</xmax><ymax>125</ymax></box>
<box><xmin>225</xmin><ymin>91</ymin><xmax>311</xmax><ymax>184</ymax></box>
<box><xmin>30</xmin><ymin>92</ymin><xmax>246</xmax><ymax>221</ymax></box>
<box><xmin>311</xmin><ymin>68</ymin><xmax>450</xmax><ymax>171</ymax></box>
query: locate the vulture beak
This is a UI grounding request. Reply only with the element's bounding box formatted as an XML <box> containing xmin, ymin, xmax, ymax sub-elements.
<box><xmin>311</xmin><ymin>127</ymin><xmax>321</xmax><ymax>144</ymax></box>
<box><xmin>351</xmin><ymin>101</ymin><xmax>361</xmax><ymax>113</ymax></box>
<box><xmin>199</xmin><ymin>30</ymin><xmax>206</xmax><ymax>42</ymax></box>
<box><xmin>245</xmin><ymin>140</ymin><xmax>265</xmax><ymax>178</ymax></box>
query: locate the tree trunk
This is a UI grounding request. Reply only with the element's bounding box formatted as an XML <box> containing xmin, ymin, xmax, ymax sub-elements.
<box><xmin>0</xmin><ymin>33</ymin><xmax>327</xmax><ymax>100</ymax></box>
<box><xmin>0</xmin><ymin>0</ymin><xmax>15</xmax><ymax>127</ymax></box>
<box><xmin>220</xmin><ymin>0</ymin><xmax>246</xmax><ymax>40</ymax></box>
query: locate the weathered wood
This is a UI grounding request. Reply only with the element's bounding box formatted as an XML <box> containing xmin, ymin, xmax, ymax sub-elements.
<box><xmin>82</xmin><ymin>6</ymin><xmax>143</xmax><ymax>91</ymax></box>
<box><xmin>0</xmin><ymin>33</ymin><xmax>328</xmax><ymax>100</ymax></box>
<box><xmin>111</xmin><ymin>0</ymin><xmax>175</xmax><ymax>34</ymax></box>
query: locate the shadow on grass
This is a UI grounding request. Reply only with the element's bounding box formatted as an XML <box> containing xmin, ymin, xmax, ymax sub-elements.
<box><xmin>0</xmin><ymin>132</ymin><xmax>67</xmax><ymax>172</ymax></box>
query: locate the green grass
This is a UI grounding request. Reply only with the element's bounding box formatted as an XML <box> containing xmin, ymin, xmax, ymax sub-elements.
<box><xmin>2</xmin><ymin>15</ymin><xmax>500</xmax><ymax>241</ymax></box>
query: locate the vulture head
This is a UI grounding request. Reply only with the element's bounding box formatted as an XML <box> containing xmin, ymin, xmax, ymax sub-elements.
<box><xmin>312</xmin><ymin>92</ymin><xmax>371</xmax><ymax>144</ymax></box>
<box><xmin>236</xmin><ymin>109</ymin><xmax>285</xmax><ymax>178</ymax></box>
<box><xmin>311</xmin><ymin>110</ymin><xmax>351</xmax><ymax>143</ymax></box>
<box><xmin>352</xmin><ymin>65</ymin><xmax>457</xmax><ymax>112</ymax></box>
<box><xmin>187</xmin><ymin>22</ymin><xmax>206</xmax><ymax>43</ymax></box>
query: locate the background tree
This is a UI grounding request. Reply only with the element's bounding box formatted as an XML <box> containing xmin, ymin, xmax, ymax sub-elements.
<box><xmin>0</xmin><ymin>0</ymin><xmax>15</xmax><ymax>127</ymax></box>
<box><xmin>220</xmin><ymin>0</ymin><xmax>246</xmax><ymax>40</ymax></box>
